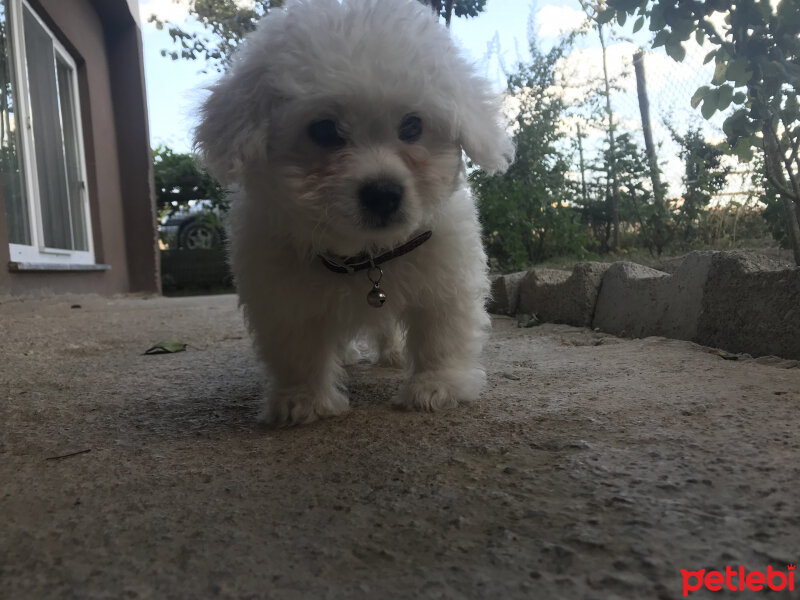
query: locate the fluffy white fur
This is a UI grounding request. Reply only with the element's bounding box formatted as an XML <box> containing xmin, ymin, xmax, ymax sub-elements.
<box><xmin>195</xmin><ymin>0</ymin><xmax>513</xmax><ymax>426</ymax></box>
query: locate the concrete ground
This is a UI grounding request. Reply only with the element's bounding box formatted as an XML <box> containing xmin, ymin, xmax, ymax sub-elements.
<box><xmin>1</xmin><ymin>294</ymin><xmax>798</xmax><ymax>600</ymax></box>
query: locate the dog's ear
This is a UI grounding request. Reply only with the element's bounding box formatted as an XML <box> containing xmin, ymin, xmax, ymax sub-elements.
<box><xmin>194</xmin><ymin>66</ymin><xmax>272</xmax><ymax>183</ymax></box>
<box><xmin>455</xmin><ymin>82</ymin><xmax>515</xmax><ymax>175</ymax></box>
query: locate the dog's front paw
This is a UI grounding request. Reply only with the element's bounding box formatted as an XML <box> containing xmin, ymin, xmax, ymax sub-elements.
<box><xmin>395</xmin><ymin>368</ymin><xmax>486</xmax><ymax>412</ymax></box>
<box><xmin>260</xmin><ymin>386</ymin><xmax>349</xmax><ymax>426</ymax></box>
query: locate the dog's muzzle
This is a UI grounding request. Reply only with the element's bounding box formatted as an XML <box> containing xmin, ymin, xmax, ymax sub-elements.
<box><xmin>358</xmin><ymin>178</ymin><xmax>403</xmax><ymax>226</ymax></box>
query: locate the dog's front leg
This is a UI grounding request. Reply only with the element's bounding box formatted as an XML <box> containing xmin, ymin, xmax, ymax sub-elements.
<box><xmin>397</xmin><ymin>299</ymin><xmax>490</xmax><ymax>411</ymax></box>
<box><xmin>250</xmin><ymin>315</ymin><xmax>349</xmax><ymax>426</ymax></box>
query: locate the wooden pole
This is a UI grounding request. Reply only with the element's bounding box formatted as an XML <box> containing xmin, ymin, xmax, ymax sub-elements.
<box><xmin>599</xmin><ymin>24</ymin><xmax>620</xmax><ymax>250</ymax></box>
<box><xmin>633</xmin><ymin>51</ymin><xmax>664</xmax><ymax>204</ymax></box>
<box><xmin>577</xmin><ymin>122</ymin><xmax>588</xmax><ymax>205</ymax></box>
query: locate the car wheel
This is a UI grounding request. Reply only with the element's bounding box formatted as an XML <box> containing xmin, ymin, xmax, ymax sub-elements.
<box><xmin>178</xmin><ymin>219</ymin><xmax>222</xmax><ymax>250</ymax></box>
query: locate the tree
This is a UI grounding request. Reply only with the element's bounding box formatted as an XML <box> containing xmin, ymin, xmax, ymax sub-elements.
<box><xmin>578</xmin><ymin>131</ymin><xmax>673</xmax><ymax>256</ymax></box>
<box><xmin>150</xmin><ymin>0</ymin><xmax>285</xmax><ymax>73</ymax></box>
<box><xmin>153</xmin><ymin>145</ymin><xmax>226</xmax><ymax>218</ymax></box>
<box><xmin>418</xmin><ymin>0</ymin><xmax>487</xmax><ymax>27</ymax></box>
<box><xmin>613</xmin><ymin>132</ymin><xmax>673</xmax><ymax>255</ymax></box>
<box><xmin>579</xmin><ymin>0</ymin><xmax>622</xmax><ymax>251</ymax></box>
<box><xmin>668</xmin><ymin>125</ymin><xmax>730</xmax><ymax>244</ymax></box>
<box><xmin>472</xmin><ymin>39</ymin><xmax>589</xmax><ymax>271</ymax></box>
<box><xmin>602</xmin><ymin>0</ymin><xmax>800</xmax><ymax>264</ymax></box>
<box><xmin>757</xmin><ymin>155</ymin><xmax>790</xmax><ymax>248</ymax></box>
<box><xmin>151</xmin><ymin>0</ymin><xmax>487</xmax><ymax>72</ymax></box>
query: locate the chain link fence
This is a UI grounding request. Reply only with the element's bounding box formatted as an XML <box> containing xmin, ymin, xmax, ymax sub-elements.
<box><xmin>562</xmin><ymin>39</ymin><xmax>764</xmax><ymax>206</ymax></box>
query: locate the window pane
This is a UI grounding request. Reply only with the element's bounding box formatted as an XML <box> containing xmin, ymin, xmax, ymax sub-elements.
<box><xmin>0</xmin><ymin>0</ymin><xmax>29</xmax><ymax>245</ymax></box>
<box><xmin>23</xmin><ymin>4</ymin><xmax>72</xmax><ymax>250</ymax></box>
<box><xmin>56</xmin><ymin>57</ymin><xmax>86</xmax><ymax>250</ymax></box>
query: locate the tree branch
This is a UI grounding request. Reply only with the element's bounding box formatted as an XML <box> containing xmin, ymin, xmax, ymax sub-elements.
<box><xmin>762</xmin><ymin>124</ymin><xmax>796</xmax><ymax>199</ymax></box>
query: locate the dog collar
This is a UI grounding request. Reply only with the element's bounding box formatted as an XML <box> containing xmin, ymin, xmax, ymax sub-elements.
<box><xmin>318</xmin><ymin>230</ymin><xmax>432</xmax><ymax>308</ymax></box>
<box><xmin>318</xmin><ymin>230</ymin><xmax>432</xmax><ymax>274</ymax></box>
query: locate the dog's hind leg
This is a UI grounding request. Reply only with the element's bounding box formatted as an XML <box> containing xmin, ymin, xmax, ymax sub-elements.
<box><xmin>376</xmin><ymin>319</ymin><xmax>406</xmax><ymax>368</ymax></box>
<box><xmin>341</xmin><ymin>339</ymin><xmax>363</xmax><ymax>366</ymax></box>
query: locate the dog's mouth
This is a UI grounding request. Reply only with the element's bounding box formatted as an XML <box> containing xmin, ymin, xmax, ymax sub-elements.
<box><xmin>318</xmin><ymin>217</ymin><xmax>424</xmax><ymax>261</ymax></box>
<box><xmin>359</xmin><ymin>210</ymin><xmax>407</xmax><ymax>230</ymax></box>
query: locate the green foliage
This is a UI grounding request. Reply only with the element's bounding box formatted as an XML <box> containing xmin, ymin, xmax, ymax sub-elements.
<box><xmin>755</xmin><ymin>156</ymin><xmax>791</xmax><ymax>247</ymax></box>
<box><xmin>603</xmin><ymin>0</ymin><xmax>800</xmax><ymax>263</ymax></box>
<box><xmin>699</xmin><ymin>202</ymin><xmax>774</xmax><ymax>248</ymax></box>
<box><xmin>473</xmin><ymin>40</ymin><xmax>590</xmax><ymax>272</ymax></box>
<box><xmin>760</xmin><ymin>188</ymin><xmax>788</xmax><ymax>247</ymax></box>
<box><xmin>474</xmin><ymin>174</ymin><xmax>588</xmax><ymax>271</ymax></box>
<box><xmin>152</xmin><ymin>145</ymin><xmax>226</xmax><ymax>218</ymax></box>
<box><xmin>579</xmin><ymin>132</ymin><xmax>674</xmax><ymax>256</ymax></box>
<box><xmin>448</xmin><ymin>0</ymin><xmax>487</xmax><ymax>18</ymax></box>
<box><xmin>669</xmin><ymin>125</ymin><xmax>731</xmax><ymax>244</ymax></box>
<box><xmin>418</xmin><ymin>0</ymin><xmax>488</xmax><ymax>21</ymax></box>
<box><xmin>149</xmin><ymin>0</ymin><xmax>285</xmax><ymax>73</ymax></box>
<box><xmin>613</xmin><ymin>133</ymin><xmax>673</xmax><ymax>256</ymax></box>
<box><xmin>577</xmin><ymin>0</ymin><xmax>631</xmax><ymax>252</ymax></box>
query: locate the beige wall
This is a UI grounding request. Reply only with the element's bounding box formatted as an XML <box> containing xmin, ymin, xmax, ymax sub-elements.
<box><xmin>0</xmin><ymin>0</ymin><xmax>159</xmax><ymax>296</ymax></box>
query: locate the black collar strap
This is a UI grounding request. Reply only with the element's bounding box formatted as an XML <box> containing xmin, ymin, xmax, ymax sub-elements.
<box><xmin>319</xmin><ymin>230</ymin><xmax>432</xmax><ymax>274</ymax></box>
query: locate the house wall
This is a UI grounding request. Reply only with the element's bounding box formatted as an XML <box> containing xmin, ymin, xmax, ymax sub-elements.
<box><xmin>0</xmin><ymin>0</ymin><xmax>159</xmax><ymax>296</ymax></box>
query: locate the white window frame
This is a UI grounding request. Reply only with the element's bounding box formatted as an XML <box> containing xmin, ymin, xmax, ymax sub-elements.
<box><xmin>6</xmin><ymin>0</ymin><xmax>95</xmax><ymax>265</ymax></box>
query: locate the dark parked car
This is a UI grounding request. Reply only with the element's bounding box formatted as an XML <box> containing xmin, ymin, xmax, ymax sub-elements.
<box><xmin>160</xmin><ymin>203</ymin><xmax>226</xmax><ymax>250</ymax></box>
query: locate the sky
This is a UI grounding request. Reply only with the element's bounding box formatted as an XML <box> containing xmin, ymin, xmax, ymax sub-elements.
<box><xmin>137</xmin><ymin>0</ymin><xmax>728</xmax><ymax>196</ymax></box>
<box><xmin>138</xmin><ymin>0</ymin><xmax>547</xmax><ymax>151</ymax></box>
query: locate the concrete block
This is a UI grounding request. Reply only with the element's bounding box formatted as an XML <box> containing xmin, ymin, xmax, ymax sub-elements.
<box><xmin>697</xmin><ymin>252</ymin><xmax>800</xmax><ymax>359</ymax></box>
<box><xmin>593</xmin><ymin>252</ymin><xmax>715</xmax><ymax>340</ymax></box>
<box><xmin>518</xmin><ymin>262</ymin><xmax>611</xmax><ymax>326</ymax></box>
<box><xmin>487</xmin><ymin>270</ymin><xmax>527</xmax><ymax>315</ymax></box>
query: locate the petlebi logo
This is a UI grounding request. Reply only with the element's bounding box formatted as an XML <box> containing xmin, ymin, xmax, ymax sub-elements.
<box><xmin>681</xmin><ymin>564</ymin><xmax>796</xmax><ymax>596</ymax></box>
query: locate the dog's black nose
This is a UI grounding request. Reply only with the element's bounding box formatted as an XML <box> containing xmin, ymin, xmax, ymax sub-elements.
<box><xmin>359</xmin><ymin>179</ymin><xmax>403</xmax><ymax>223</ymax></box>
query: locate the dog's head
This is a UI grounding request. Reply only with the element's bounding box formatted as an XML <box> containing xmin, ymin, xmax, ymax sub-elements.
<box><xmin>195</xmin><ymin>0</ymin><xmax>514</xmax><ymax>254</ymax></box>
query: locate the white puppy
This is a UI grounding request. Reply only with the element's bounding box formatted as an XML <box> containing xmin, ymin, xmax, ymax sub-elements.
<box><xmin>195</xmin><ymin>0</ymin><xmax>513</xmax><ymax>425</ymax></box>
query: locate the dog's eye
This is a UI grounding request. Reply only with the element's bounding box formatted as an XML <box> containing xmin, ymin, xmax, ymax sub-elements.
<box><xmin>398</xmin><ymin>115</ymin><xmax>422</xmax><ymax>143</ymax></box>
<box><xmin>308</xmin><ymin>119</ymin><xmax>346</xmax><ymax>149</ymax></box>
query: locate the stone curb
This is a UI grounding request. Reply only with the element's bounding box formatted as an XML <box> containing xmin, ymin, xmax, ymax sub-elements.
<box><xmin>518</xmin><ymin>262</ymin><xmax>611</xmax><ymax>327</ymax></box>
<box><xmin>489</xmin><ymin>251</ymin><xmax>800</xmax><ymax>360</ymax></box>
<box><xmin>488</xmin><ymin>271</ymin><xmax>527</xmax><ymax>316</ymax></box>
<box><xmin>592</xmin><ymin>252</ymin><xmax>714</xmax><ymax>340</ymax></box>
<box><xmin>696</xmin><ymin>252</ymin><xmax>800</xmax><ymax>359</ymax></box>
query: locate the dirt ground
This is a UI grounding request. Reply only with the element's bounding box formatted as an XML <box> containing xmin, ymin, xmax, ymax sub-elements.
<box><xmin>1</xmin><ymin>293</ymin><xmax>798</xmax><ymax>600</ymax></box>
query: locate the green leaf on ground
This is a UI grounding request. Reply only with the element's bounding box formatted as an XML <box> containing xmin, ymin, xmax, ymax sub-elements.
<box><xmin>144</xmin><ymin>340</ymin><xmax>188</xmax><ymax>355</ymax></box>
<box><xmin>711</xmin><ymin>349</ymin><xmax>739</xmax><ymax>360</ymax></box>
<box><xmin>517</xmin><ymin>313</ymin><xmax>541</xmax><ymax>328</ymax></box>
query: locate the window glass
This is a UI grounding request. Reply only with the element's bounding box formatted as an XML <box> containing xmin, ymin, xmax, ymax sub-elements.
<box><xmin>23</xmin><ymin>3</ymin><xmax>72</xmax><ymax>250</ymax></box>
<box><xmin>57</xmin><ymin>56</ymin><xmax>86</xmax><ymax>251</ymax></box>
<box><xmin>0</xmin><ymin>0</ymin><xmax>29</xmax><ymax>245</ymax></box>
